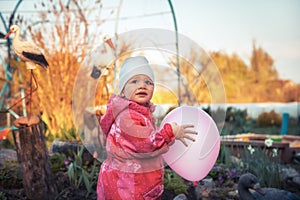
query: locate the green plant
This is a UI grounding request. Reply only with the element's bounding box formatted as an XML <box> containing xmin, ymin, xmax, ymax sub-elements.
<box><xmin>209</xmin><ymin>163</ymin><xmax>242</xmax><ymax>186</ymax></box>
<box><xmin>210</xmin><ymin>145</ymin><xmax>245</xmax><ymax>186</ymax></box>
<box><xmin>0</xmin><ymin>161</ymin><xmax>22</xmax><ymax>189</ymax></box>
<box><xmin>217</xmin><ymin>144</ymin><xmax>234</xmax><ymax>166</ymax></box>
<box><xmin>60</xmin><ymin>124</ymin><xmax>80</xmax><ymax>141</ymax></box>
<box><xmin>0</xmin><ymin>191</ymin><xmax>7</xmax><ymax>200</ymax></box>
<box><xmin>67</xmin><ymin>146</ymin><xmax>97</xmax><ymax>197</ymax></box>
<box><xmin>47</xmin><ymin>124</ymin><xmax>80</xmax><ymax>143</ymax></box>
<box><xmin>241</xmin><ymin>143</ymin><xmax>282</xmax><ymax>188</ymax></box>
<box><xmin>49</xmin><ymin>152</ymin><xmax>67</xmax><ymax>173</ymax></box>
<box><xmin>164</xmin><ymin>168</ymin><xmax>188</xmax><ymax>195</ymax></box>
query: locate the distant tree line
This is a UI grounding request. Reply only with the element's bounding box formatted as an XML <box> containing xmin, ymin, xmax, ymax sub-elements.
<box><xmin>174</xmin><ymin>42</ymin><xmax>299</xmax><ymax>104</ymax></box>
<box><xmin>209</xmin><ymin>42</ymin><xmax>299</xmax><ymax>103</ymax></box>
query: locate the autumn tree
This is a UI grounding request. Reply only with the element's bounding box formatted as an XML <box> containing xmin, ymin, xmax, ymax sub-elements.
<box><xmin>249</xmin><ymin>41</ymin><xmax>279</xmax><ymax>101</ymax></box>
<box><xmin>14</xmin><ymin>0</ymin><xmax>113</xmax><ymax>138</ymax></box>
<box><xmin>250</xmin><ymin>41</ymin><xmax>278</xmax><ymax>83</ymax></box>
<box><xmin>210</xmin><ymin>51</ymin><xmax>251</xmax><ymax>102</ymax></box>
<box><xmin>167</xmin><ymin>48</ymin><xmax>226</xmax><ymax>105</ymax></box>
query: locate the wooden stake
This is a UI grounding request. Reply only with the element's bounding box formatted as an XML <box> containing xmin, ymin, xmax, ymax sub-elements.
<box><xmin>12</xmin><ymin>116</ymin><xmax>58</xmax><ymax>200</ymax></box>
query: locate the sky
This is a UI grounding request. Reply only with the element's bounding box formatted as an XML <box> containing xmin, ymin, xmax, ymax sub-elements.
<box><xmin>1</xmin><ymin>0</ymin><xmax>300</xmax><ymax>83</ymax></box>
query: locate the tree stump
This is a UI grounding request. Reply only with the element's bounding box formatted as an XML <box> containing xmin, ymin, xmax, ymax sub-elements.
<box><xmin>12</xmin><ymin>116</ymin><xmax>58</xmax><ymax>200</ymax></box>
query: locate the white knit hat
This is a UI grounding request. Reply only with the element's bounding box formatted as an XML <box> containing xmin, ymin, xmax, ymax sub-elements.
<box><xmin>118</xmin><ymin>56</ymin><xmax>155</xmax><ymax>93</ymax></box>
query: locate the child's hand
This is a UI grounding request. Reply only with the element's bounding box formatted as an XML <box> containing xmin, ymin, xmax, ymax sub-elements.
<box><xmin>171</xmin><ymin>122</ymin><xmax>198</xmax><ymax>147</ymax></box>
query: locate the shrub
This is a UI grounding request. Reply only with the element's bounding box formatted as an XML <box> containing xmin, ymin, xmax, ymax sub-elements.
<box><xmin>225</xmin><ymin>107</ymin><xmax>248</xmax><ymax>123</ymax></box>
<box><xmin>221</xmin><ymin>106</ymin><xmax>253</xmax><ymax>135</ymax></box>
<box><xmin>257</xmin><ymin>110</ymin><xmax>281</xmax><ymax>127</ymax></box>
<box><xmin>164</xmin><ymin>168</ymin><xmax>188</xmax><ymax>195</ymax></box>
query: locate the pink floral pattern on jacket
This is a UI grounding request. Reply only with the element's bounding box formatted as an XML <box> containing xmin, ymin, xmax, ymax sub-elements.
<box><xmin>97</xmin><ymin>94</ymin><xmax>175</xmax><ymax>199</ymax></box>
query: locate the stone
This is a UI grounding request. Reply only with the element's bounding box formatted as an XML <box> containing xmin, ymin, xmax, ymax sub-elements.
<box><xmin>50</xmin><ymin>140</ymin><xmax>95</xmax><ymax>164</ymax></box>
<box><xmin>173</xmin><ymin>193</ymin><xmax>187</xmax><ymax>200</ymax></box>
<box><xmin>0</xmin><ymin>148</ymin><xmax>18</xmax><ymax>163</ymax></box>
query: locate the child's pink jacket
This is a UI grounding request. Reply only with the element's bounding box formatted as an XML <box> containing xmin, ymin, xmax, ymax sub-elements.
<box><xmin>97</xmin><ymin>95</ymin><xmax>175</xmax><ymax>199</ymax></box>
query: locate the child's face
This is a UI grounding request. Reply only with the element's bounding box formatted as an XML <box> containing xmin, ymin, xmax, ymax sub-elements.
<box><xmin>122</xmin><ymin>74</ymin><xmax>154</xmax><ymax>105</ymax></box>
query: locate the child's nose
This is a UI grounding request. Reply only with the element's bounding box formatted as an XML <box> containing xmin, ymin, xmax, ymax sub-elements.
<box><xmin>138</xmin><ymin>81</ymin><xmax>147</xmax><ymax>88</ymax></box>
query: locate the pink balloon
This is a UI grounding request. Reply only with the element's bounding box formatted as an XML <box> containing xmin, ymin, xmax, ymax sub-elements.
<box><xmin>161</xmin><ymin>106</ymin><xmax>220</xmax><ymax>181</ymax></box>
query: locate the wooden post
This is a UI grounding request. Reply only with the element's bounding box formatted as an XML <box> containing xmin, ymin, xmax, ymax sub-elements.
<box><xmin>12</xmin><ymin>116</ymin><xmax>58</xmax><ymax>200</ymax></box>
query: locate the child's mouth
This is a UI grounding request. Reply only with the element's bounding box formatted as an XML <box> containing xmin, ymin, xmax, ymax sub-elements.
<box><xmin>136</xmin><ymin>92</ymin><xmax>147</xmax><ymax>96</ymax></box>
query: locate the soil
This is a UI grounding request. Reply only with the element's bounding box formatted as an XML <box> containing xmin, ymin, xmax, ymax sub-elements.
<box><xmin>1</xmin><ymin>170</ymin><xmax>299</xmax><ymax>200</ymax></box>
<box><xmin>1</xmin><ymin>141</ymin><xmax>299</xmax><ymax>199</ymax></box>
<box><xmin>0</xmin><ymin>169</ymin><xmax>232</xmax><ymax>200</ymax></box>
<box><xmin>1</xmin><ymin>162</ymin><xmax>300</xmax><ymax>199</ymax></box>
<box><xmin>1</xmin><ymin>175</ymin><xmax>196</xmax><ymax>200</ymax></box>
<box><xmin>1</xmin><ymin>187</ymin><xmax>199</xmax><ymax>200</ymax></box>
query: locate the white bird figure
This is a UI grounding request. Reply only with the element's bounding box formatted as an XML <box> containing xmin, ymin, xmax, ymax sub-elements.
<box><xmin>103</xmin><ymin>35</ymin><xmax>115</xmax><ymax>52</ymax></box>
<box><xmin>90</xmin><ymin>35</ymin><xmax>115</xmax><ymax>79</ymax></box>
<box><xmin>4</xmin><ymin>25</ymin><xmax>49</xmax><ymax>70</ymax></box>
<box><xmin>100</xmin><ymin>35</ymin><xmax>115</xmax><ymax>68</ymax></box>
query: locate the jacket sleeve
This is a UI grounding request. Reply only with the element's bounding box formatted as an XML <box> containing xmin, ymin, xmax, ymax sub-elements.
<box><xmin>116</xmin><ymin>111</ymin><xmax>175</xmax><ymax>158</ymax></box>
<box><xmin>99</xmin><ymin>107</ymin><xmax>113</xmax><ymax>137</ymax></box>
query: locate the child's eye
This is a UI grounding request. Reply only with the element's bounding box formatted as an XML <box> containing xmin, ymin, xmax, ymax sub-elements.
<box><xmin>145</xmin><ymin>80</ymin><xmax>153</xmax><ymax>85</ymax></box>
<box><xmin>130</xmin><ymin>80</ymin><xmax>138</xmax><ymax>84</ymax></box>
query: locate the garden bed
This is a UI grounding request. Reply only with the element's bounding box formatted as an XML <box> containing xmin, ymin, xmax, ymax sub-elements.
<box><xmin>1</xmin><ymin>140</ymin><xmax>300</xmax><ymax>199</ymax></box>
<box><xmin>221</xmin><ymin>133</ymin><xmax>300</xmax><ymax>163</ymax></box>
